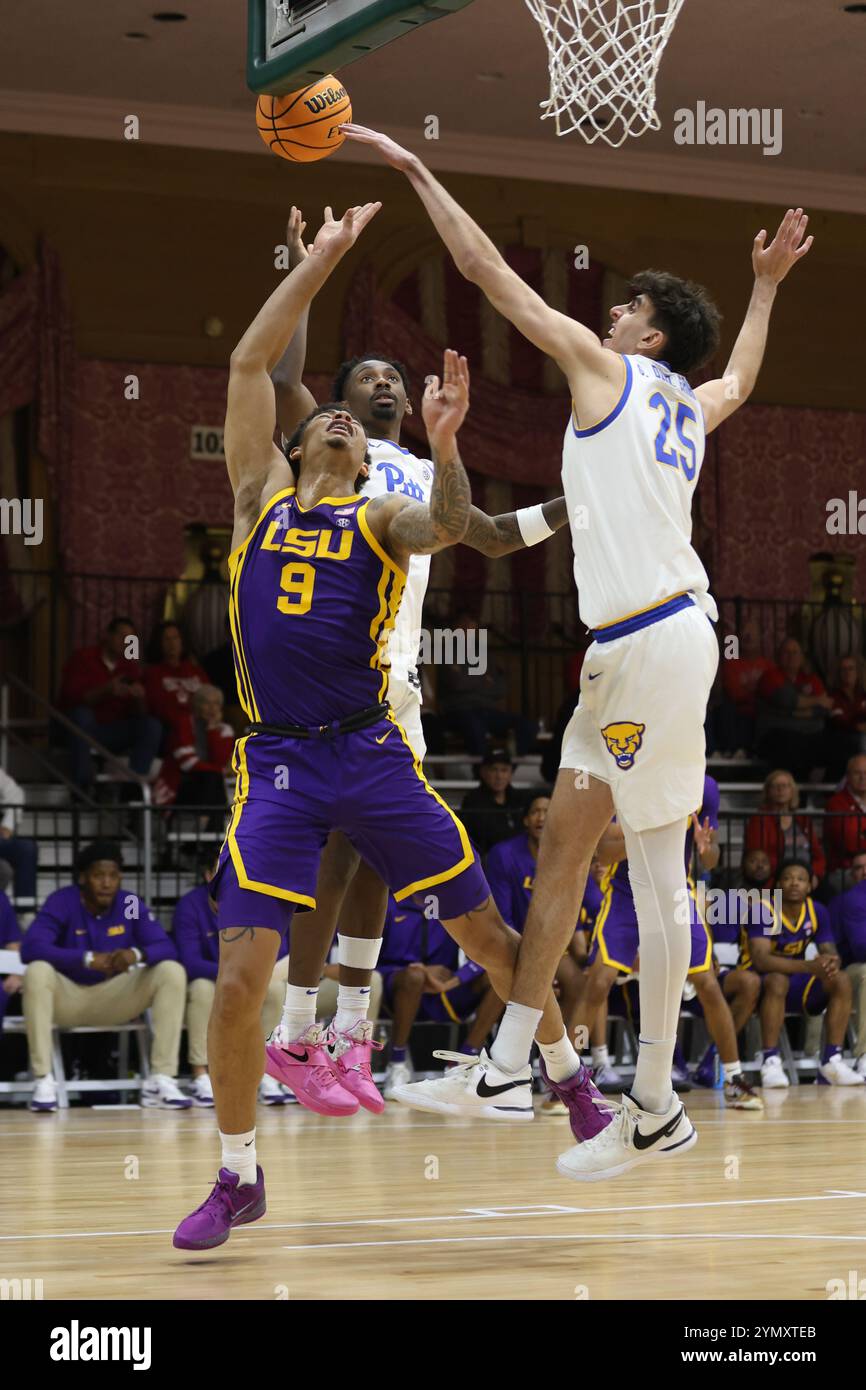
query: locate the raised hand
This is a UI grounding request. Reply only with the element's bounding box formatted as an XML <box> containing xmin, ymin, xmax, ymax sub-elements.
<box><xmin>286</xmin><ymin>205</ymin><xmax>309</xmax><ymax>269</ymax></box>
<box><xmin>422</xmin><ymin>349</ymin><xmax>470</xmax><ymax>449</ymax></box>
<box><xmin>310</xmin><ymin>202</ymin><xmax>382</xmax><ymax>261</ymax></box>
<box><xmin>752</xmin><ymin>208</ymin><xmax>813</xmax><ymax>284</ymax></box>
<box><xmin>341</xmin><ymin>123</ymin><xmax>418</xmax><ymax>173</ymax></box>
<box><xmin>691</xmin><ymin>813</ymin><xmax>714</xmax><ymax>859</ymax></box>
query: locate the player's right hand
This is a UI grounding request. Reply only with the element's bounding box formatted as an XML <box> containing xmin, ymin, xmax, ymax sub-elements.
<box><xmin>310</xmin><ymin>203</ymin><xmax>382</xmax><ymax>261</ymax></box>
<box><xmin>422</xmin><ymin>349</ymin><xmax>470</xmax><ymax>446</ymax></box>
<box><xmin>287</xmin><ymin>206</ymin><xmax>309</xmax><ymax>269</ymax></box>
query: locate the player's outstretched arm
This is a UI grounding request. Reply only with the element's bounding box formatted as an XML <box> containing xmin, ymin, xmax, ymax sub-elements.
<box><xmin>696</xmin><ymin>208</ymin><xmax>813</xmax><ymax>435</ymax></box>
<box><xmin>342</xmin><ymin>125</ymin><xmax>617</xmax><ymax>386</ymax></box>
<box><xmin>271</xmin><ymin>206</ymin><xmax>319</xmax><ymax>440</ymax></box>
<box><xmin>462</xmin><ymin>496</ymin><xmax>568</xmax><ymax>558</ymax></box>
<box><xmin>225</xmin><ymin>202</ymin><xmax>381</xmax><ymax>501</ymax></box>
<box><xmin>367</xmin><ymin>350</ymin><xmax>471</xmax><ymax>560</ymax></box>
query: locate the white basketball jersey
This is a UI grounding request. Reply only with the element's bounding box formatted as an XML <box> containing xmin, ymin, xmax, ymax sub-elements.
<box><xmin>562</xmin><ymin>354</ymin><xmax>715</xmax><ymax>630</ymax></box>
<box><xmin>361</xmin><ymin>438</ymin><xmax>434</xmax><ymax>695</ymax></box>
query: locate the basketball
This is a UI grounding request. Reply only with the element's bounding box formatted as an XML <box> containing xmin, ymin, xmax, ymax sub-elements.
<box><xmin>256</xmin><ymin>75</ymin><xmax>352</xmax><ymax>163</ymax></box>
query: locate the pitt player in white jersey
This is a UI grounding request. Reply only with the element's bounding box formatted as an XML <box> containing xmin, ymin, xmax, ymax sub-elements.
<box><xmin>347</xmin><ymin>124</ymin><xmax>813</xmax><ymax>1172</ymax></box>
<box><xmin>267</xmin><ymin>206</ymin><xmax>568</xmax><ymax>1112</ymax></box>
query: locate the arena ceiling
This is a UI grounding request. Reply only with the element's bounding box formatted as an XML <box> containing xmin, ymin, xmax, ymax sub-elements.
<box><xmin>0</xmin><ymin>0</ymin><xmax>863</xmax><ymax>213</ymax></box>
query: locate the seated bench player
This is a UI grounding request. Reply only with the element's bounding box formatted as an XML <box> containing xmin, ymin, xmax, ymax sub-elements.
<box><xmin>20</xmin><ymin>840</ymin><xmax>190</xmax><ymax>1111</ymax></box>
<box><xmin>829</xmin><ymin>851</ymin><xmax>866</xmax><ymax>1078</ymax></box>
<box><xmin>0</xmin><ymin>888</ymin><xmax>23</xmax><ymax>1028</ymax></box>
<box><xmin>576</xmin><ymin>797</ymin><xmax>763</xmax><ymax>1109</ymax></box>
<box><xmin>378</xmin><ymin>894</ymin><xmax>503</xmax><ymax>1098</ymax></box>
<box><xmin>173</xmin><ymin>860</ymin><xmax>291</xmax><ymax>1108</ymax></box>
<box><xmin>745</xmin><ymin>858</ymin><xmax>863</xmax><ymax>1088</ymax></box>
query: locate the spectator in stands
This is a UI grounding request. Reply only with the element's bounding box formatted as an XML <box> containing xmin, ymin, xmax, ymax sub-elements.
<box><xmin>173</xmin><ymin>857</ymin><xmax>289</xmax><ymax>1107</ymax></box>
<box><xmin>438</xmin><ymin>611</ymin><xmax>535</xmax><ymax>757</ymax></box>
<box><xmin>744</xmin><ymin>859</ymin><xmax>862</xmax><ymax>1088</ymax></box>
<box><xmin>20</xmin><ymin>839</ymin><xmax>190</xmax><ymax>1112</ymax></box>
<box><xmin>0</xmin><ymin>889</ymin><xmax>23</xmax><ymax>1029</ymax></box>
<box><xmin>829</xmin><ymin>852</ymin><xmax>866</xmax><ymax>1078</ymax></box>
<box><xmin>744</xmin><ymin>769</ymin><xmax>826</xmax><ymax>886</ymax></box>
<box><xmin>755</xmin><ymin>637</ymin><xmax>833</xmax><ymax>780</ymax></box>
<box><xmin>144</xmin><ymin>621</ymin><xmax>208</xmax><ymax>739</ymax></box>
<box><xmin>485</xmin><ymin>792</ymin><xmax>588</xmax><ymax>1028</ymax></box>
<box><xmin>153</xmin><ymin>685</ymin><xmax>234</xmax><ymax>830</ymax></box>
<box><xmin>716</xmin><ymin>620</ymin><xmax>773</xmax><ymax>756</ymax></box>
<box><xmin>459</xmin><ymin>748</ymin><xmax>525</xmax><ymax>854</ymax></box>
<box><xmin>825</xmin><ymin>753</ymin><xmax>866</xmax><ymax>877</ymax></box>
<box><xmin>377</xmin><ymin>895</ymin><xmax>502</xmax><ymax>1098</ymax></box>
<box><xmin>0</xmin><ymin>765</ymin><xmax>38</xmax><ymax>901</ymax></box>
<box><xmin>60</xmin><ymin>616</ymin><xmax>162</xmax><ymax>791</ymax></box>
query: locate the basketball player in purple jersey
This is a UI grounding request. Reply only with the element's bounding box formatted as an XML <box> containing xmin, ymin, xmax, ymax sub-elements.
<box><xmin>173</xmin><ymin>205</ymin><xmax>602</xmax><ymax>1250</ymax></box>
<box><xmin>347</xmin><ymin>121</ymin><xmax>812</xmax><ymax>1179</ymax></box>
<box><xmin>260</xmin><ymin>206</ymin><xmax>568</xmax><ymax>1117</ymax></box>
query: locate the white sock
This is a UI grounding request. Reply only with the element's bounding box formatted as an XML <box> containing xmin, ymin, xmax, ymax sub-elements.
<box><xmin>621</xmin><ymin>816</ymin><xmax>692</xmax><ymax>1115</ymax></box>
<box><xmin>281</xmin><ymin>982</ymin><xmax>318</xmax><ymax>1039</ymax></box>
<box><xmin>591</xmin><ymin>1044</ymin><xmax>611</xmax><ymax>1068</ymax></box>
<box><xmin>334</xmin><ymin>984</ymin><xmax>371</xmax><ymax>1034</ymax></box>
<box><xmin>537</xmin><ymin>1029</ymin><xmax>581</xmax><ymax>1084</ymax></box>
<box><xmin>219</xmin><ymin>1128</ymin><xmax>257</xmax><ymax>1186</ymax></box>
<box><xmin>723</xmin><ymin>1060</ymin><xmax>740</xmax><ymax>1082</ymax></box>
<box><xmin>490</xmin><ymin>1001</ymin><xmax>542</xmax><ymax>1074</ymax></box>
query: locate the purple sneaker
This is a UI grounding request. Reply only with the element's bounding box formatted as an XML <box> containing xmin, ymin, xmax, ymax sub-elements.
<box><xmin>538</xmin><ymin>1059</ymin><xmax>613</xmax><ymax>1143</ymax></box>
<box><xmin>173</xmin><ymin>1167</ymin><xmax>266</xmax><ymax>1251</ymax></box>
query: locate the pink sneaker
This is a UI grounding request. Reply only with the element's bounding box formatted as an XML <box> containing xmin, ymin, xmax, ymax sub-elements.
<box><xmin>265</xmin><ymin>1023</ymin><xmax>359</xmax><ymax>1117</ymax></box>
<box><xmin>328</xmin><ymin>1021</ymin><xmax>385</xmax><ymax>1114</ymax></box>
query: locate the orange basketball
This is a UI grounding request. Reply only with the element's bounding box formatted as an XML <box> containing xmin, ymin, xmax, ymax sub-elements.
<box><xmin>256</xmin><ymin>75</ymin><xmax>352</xmax><ymax>163</ymax></box>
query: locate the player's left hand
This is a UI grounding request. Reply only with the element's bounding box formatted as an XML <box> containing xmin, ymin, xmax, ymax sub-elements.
<box><xmin>108</xmin><ymin>949</ymin><xmax>138</xmax><ymax>974</ymax></box>
<box><xmin>422</xmin><ymin>349</ymin><xmax>470</xmax><ymax>447</ymax></box>
<box><xmin>310</xmin><ymin>203</ymin><xmax>382</xmax><ymax>261</ymax></box>
<box><xmin>286</xmin><ymin>205</ymin><xmax>309</xmax><ymax>268</ymax></box>
<box><xmin>423</xmin><ymin>965</ymin><xmax>460</xmax><ymax>994</ymax></box>
<box><xmin>752</xmin><ymin>208</ymin><xmax>813</xmax><ymax>284</ymax></box>
<box><xmin>341</xmin><ymin>123</ymin><xmax>418</xmax><ymax>173</ymax></box>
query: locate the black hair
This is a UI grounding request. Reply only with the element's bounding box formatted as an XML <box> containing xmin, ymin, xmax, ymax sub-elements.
<box><xmin>75</xmin><ymin>840</ymin><xmax>123</xmax><ymax>877</ymax></box>
<box><xmin>332</xmin><ymin>355</ymin><xmax>410</xmax><ymax>403</ymax></box>
<box><xmin>107</xmin><ymin>615</ymin><xmax>135</xmax><ymax>634</ymax></box>
<box><xmin>776</xmin><ymin>858</ymin><xmax>813</xmax><ymax>881</ymax></box>
<box><xmin>146</xmin><ymin>619</ymin><xmax>190</xmax><ymax>665</ymax></box>
<box><xmin>523</xmin><ymin>787</ymin><xmax>553</xmax><ymax>815</ymax></box>
<box><xmin>628</xmin><ymin>270</ymin><xmax>722</xmax><ymax>376</ymax></box>
<box><xmin>284</xmin><ymin>402</ymin><xmax>370</xmax><ymax>490</ymax></box>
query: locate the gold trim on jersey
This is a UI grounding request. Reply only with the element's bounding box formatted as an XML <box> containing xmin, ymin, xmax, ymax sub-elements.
<box><xmin>357</xmin><ymin>499</ymin><xmax>408</xmax><ymax>703</ymax></box>
<box><xmin>224</xmin><ymin>735</ymin><xmax>316</xmax><ymax>908</ymax></box>
<box><xmin>228</xmin><ymin>485</ymin><xmax>297</xmax><ymax>564</ymax></box>
<box><xmin>439</xmin><ymin>990</ymin><xmax>461</xmax><ymax>1024</ymax></box>
<box><xmin>387</xmin><ymin>711</ymin><xmax>477</xmax><ymax>902</ymax></box>
<box><xmin>227</xmin><ymin>485</ymin><xmax>297</xmax><ymax>723</ymax></box>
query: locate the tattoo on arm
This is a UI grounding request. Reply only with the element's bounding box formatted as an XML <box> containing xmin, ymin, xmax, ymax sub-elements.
<box><xmin>462</xmin><ymin>496</ymin><xmax>568</xmax><ymax>558</ymax></box>
<box><xmin>389</xmin><ymin>444</ymin><xmax>471</xmax><ymax>554</ymax></box>
<box><xmin>220</xmin><ymin>927</ymin><xmax>257</xmax><ymax>944</ymax></box>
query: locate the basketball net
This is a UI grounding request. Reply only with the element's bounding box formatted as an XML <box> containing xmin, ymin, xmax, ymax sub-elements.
<box><xmin>524</xmin><ymin>0</ymin><xmax>686</xmax><ymax>147</ymax></box>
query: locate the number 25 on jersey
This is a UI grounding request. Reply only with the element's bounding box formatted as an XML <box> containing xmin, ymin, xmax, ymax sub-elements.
<box><xmin>648</xmin><ymin>391</ymin><xmax>698</xmax><ymax>481</ymax></box>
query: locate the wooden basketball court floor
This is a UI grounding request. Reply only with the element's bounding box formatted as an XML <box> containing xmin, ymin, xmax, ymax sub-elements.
<box><xmin>2</xmin><ymin>1088</ymin><xmax>866</xmax><ymax>1301</ymax></box>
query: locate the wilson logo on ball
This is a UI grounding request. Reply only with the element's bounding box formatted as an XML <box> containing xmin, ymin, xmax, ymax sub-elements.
<box><xmin>303</xmin><ymin>86</ymin><xmax>348</xmax><ymax>114</ymax></box>
<box><xmin>256</xmin><ymin>74</ymin><xmax>352</xmax><ymax>164</ymax></box>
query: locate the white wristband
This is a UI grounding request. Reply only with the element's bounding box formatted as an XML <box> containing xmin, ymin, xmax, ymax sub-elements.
<box><xmin>516</xmin><ymin>503</ymin><xmax>555</xmax><ymax>547</ymax></box>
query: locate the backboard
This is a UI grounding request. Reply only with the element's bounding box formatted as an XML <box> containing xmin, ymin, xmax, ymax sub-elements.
<box><xmin>247</xmin><ymin>0</ymin><xmax>478</xmax><ymax>95</ymax></box>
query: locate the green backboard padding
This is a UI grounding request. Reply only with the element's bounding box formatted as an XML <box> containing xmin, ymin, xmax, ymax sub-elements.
<box><xmin>248</xmin><ymin>0</ymin><xmax>477</xmax><ymax>95</ymax></box>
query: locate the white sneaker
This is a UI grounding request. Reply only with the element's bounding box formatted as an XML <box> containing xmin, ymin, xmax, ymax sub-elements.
<box><xmin>383</xmin><ymin>1060</ymin><xmax>413</xmax><ymax>1100</ymax></box>
<box><xmin>760</xmin><ymin>1053</ymin><xmax>790</xmax><ymax>1089</ymax></box>
<box><xmin>818</xmin><ymin>1054</ymin><xmax>866</xmax><ymax>1087</ymax></box>
<box><xmin>556</xmin><ymin>1091</ymin><xmax>696</xmax><ymax>1183</ymax></box>
<box><xmin>389</xmin><ymin>1048</ymin><xmax>533</xmax><ymax>1121</ymax></box>
<box><xmin>189</xmin><ymin>1074</ymin><xmax>214</xmax><ymax>1107</ymax></box>
<box><xmin>30</xmin><ymin>1074</ymin><xmax>58</xmax><ymax>1112</ymax></box>
<box><xmin>592</xmin><ymin>1063</ymin><xmax>623</xmax><ymax>1087</ymax></box>
<box><xmin>259</xmin><ymin>1072</ymin><xmax>290</xmax><ymax>1105</ymax></box>
<box><xmin>140</xmin><ymin>1074</ymin><xmax>193</xmax><ymax>1109</ymax></box>
<box><xmin>855</xmin><ymin>1054</ymin><xmax>866</xmax><ymax>1078</ymax></box>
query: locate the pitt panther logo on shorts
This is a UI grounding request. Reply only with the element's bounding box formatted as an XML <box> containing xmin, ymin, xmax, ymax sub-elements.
<box><xmin>601</xmin><ymin>721</ymin><xmax>646</xmax><ymax>769</ymax></box>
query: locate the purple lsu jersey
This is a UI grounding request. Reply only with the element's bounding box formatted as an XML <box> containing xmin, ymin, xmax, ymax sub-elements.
<box><xmin>20</xmin><ymin>885</ymin><xmax>175</xmax><ymax>986</ymax></box>
<box><xmin>229</xmin><ymin>486</ymin><xmax>405</xmax><ymax>725</ymax></box>
<box><xmin>590</xmin><ymin>861</ymin><xmax>712</xmax><ymax>976</ymax></box>
<box><xmin>485</xmin><ymin>832</ymin><xmax>600</xmax><ymax>935</ymax></box>
<box><xmin>739</xmin><ymin>896</ymin><xmax>832</xmax><ymax>969</ymax></box>
<box><xmin>379</xmin><ymin>897</ymin><xmax>483</xmax><ymax>1023</ymax></box>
